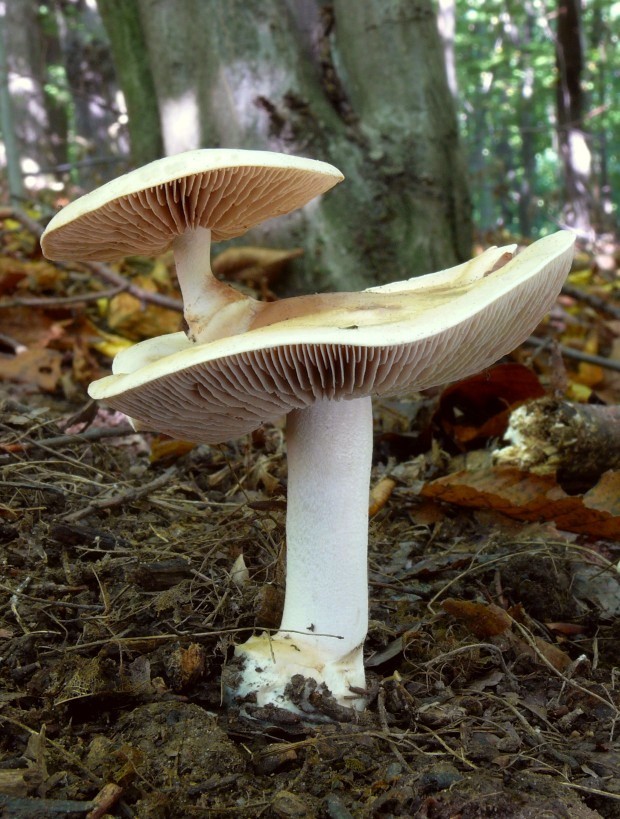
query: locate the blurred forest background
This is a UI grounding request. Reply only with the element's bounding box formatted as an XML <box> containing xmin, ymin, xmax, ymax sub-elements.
<box><xmin>0</xmin><ymin>0</ymin><xmax>617</xmax><ymax>292</ymax></box>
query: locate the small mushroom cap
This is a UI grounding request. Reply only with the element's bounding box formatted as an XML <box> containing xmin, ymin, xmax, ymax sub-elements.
<box><xmin>41</xmin><ymin>149</ymin><xmax>343</xmax><ymax>261</ymax></box>
<box><xmin>89</xmin><ymin>232</ymin><xmax>575</xmax><ymax>443</ymax></box>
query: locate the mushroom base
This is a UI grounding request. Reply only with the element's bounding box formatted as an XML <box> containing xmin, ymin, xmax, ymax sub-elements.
<box><xmin>224</xmin><ymin>632</ymin><xmax>366</xmax><ymax>717</ymax></box>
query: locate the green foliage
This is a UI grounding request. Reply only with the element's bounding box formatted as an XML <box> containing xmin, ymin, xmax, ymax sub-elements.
<box><xmin>456</xmin><ymin>0</ymin><xmax>618</xmax><ymax>236</ymax></box>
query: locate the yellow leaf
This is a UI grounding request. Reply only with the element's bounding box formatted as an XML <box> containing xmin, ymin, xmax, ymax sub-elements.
<box><xmin>566</xmin><ymin>382</ymin><xmax>592</xmax><ymax>402</ymax></box>
<box><xmin>91</xmin><ymin>325</ymin><xmax>134</xmax><ymax>359</ymax></box>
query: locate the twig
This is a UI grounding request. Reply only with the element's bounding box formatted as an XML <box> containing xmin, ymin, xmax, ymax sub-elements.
<box><xmin>377</xmin><ymin>685</ymin><xmax>412</xmax><ymax>771</ymax></box>
<box><xmin>0</xmin><ymin>794</ymin><xmax>95</xmax><ymax>816</ymax></box>
<box><xmin>562</xmin><ymin>283</ymin><xmax>620</xmax><ymax>321</ymax></box>
<box><xmin>1</xmin><ymin>286</ymin><xmax>125</xmax><ymax>307</ymax></box>
<box><xmin>423</xmin><ymin>642</ymin><xmax>518</xmax><ymax>687</ymax></box>
<box><xmin>2</xmin><ymin>206</ymin><xmax>183</xmax><ymax>313</ymax></box>
<box><xmin>1</xmin><ymin>423</ymin><xmax>137</xmax><ymax>456</ymax></box>
<box><xmin>0</xmin><ymin>206</ymin><xmax>42</xmax><ymax>237</ymax></box>
<box><xmin>558</xmin><ymin>781</ymin><xmax>620</xmax><ymax>802</ymax></box>
<box><xmin>10</xmin><ymin>576</ymin><xmax>32</xmax><ymax>634</ymax></box>
<box><xmin>417</xmin><ymin>724</ymin><xmax>478</xmax><ymax>769</ymax></box>
<box><xmin>89</xmin><ymin>261</ymin><xmax>183</xmax><ymax>311</ymax></box>
<box><xmin>525</xmin><ymin>335</ymin><xmax>620</xmax><ymax>372</ymax></box>
<box><xmin>61</xmin><ymin>466</ymin><xmax>177</xmax><ymax>523</ymax></box>
<box><xmin>510</xmin><ymin>618</ymin><xmax>620</xmax><ymax>726</ymax></box>
<box><xmin>86</xmin><ymin>783</ymin><xmax>124</xmax><ymax>819</ymax></box>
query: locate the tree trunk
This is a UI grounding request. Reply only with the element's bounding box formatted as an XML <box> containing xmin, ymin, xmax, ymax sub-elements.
<box><xmin>437</xmin><ymin>0</ymin><xmax>458</xmax><ymax>98</ymax></box>
<box><xmin>555</xmin><ymin>0</ymin><xmax>593</xmax><ymax>235</ymax></box>
<box><xmin>516</xmin><ymin>3</ymin><xmax>536</xmax><ymax>237</ymax></box>
<box><xmin>0</xmin><ymin>7</ymin><xmax>24</xmax><ymax>203</ymax></box>
<box><xmin>104</xmin><ymin>0</ymin><xmax>473</xmax><ymax>292</ymax></box>
<box><xmin>54</xmin><ymin>0</ymin><xmax>127</xmax><ymax>189</ymax></box>
<box><xmin>3</xmin><ymin>0</ymin><xmax>58</xmax><ymax>184</ymax></box>
<box><xmin>97</xmin><ymin>0</ymin><xmax>163</xmax><ymax>166</ymax></box>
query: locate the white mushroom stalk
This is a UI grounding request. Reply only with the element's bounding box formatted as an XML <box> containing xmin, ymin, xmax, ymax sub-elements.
<box><xmin>172</xmin><ymin>226</ymin><xmax>259</xmax><ymax>344</ymax></box>
<box><xmin>230</xmin><ymin>397</ymin><xmax>372</xmax><ymax>712</ymax></box>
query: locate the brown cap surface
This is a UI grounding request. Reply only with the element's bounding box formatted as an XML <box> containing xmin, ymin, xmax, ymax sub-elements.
<box><xmin>89</xmin><ymin>232</ymin><xmax>575</xmax><ymax>443</ymax></box>
<box><xmin>41</xmin><ymin>149</ymin><xmax>343</xmax><ymax>261</ymax></box>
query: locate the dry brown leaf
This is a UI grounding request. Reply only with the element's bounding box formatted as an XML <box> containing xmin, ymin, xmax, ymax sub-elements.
<box><xmin>441</xmin><ymin>598</ymin><xmax>512</xmax><ymax>638</ymax></box>
<box><xmin>213</xmin><ymin>246</ymin><xmax>303</xmax><ymax>285</ymax></box>
<box><xmin>369</xmin><ymin>476</ymin><xmax>397</xmax><ymax>516</ymax></box>
<box><xmin>422</xmin><ymin>466</ymin><xmax>620</xmax><ymax>538</ymax></box>
<box><xmin>0</xmin><ymin>306</ymin><xmax>66</xmax><ymax>349</ymax></box>
<box><xmin>166</xmin><ymin>643</ymin><xmax>206</xmax><ymax>691</ymax></box>
<box><xmin>0</xmin><ymin>348</ymin><xmax>63</xmax><ymax>391</ymax></box>
<box><xmin>435</xmin><ymin>363</ymin><xmax>545</xmax><ymax>449</ymax></box>
<box><xmin>106</xmin><ymin>275</ymin><xmax>182</xmax><ymax>340</ymax></box>
<box><xmin>509</xmin><ymin>633</ymin><xmax>573</xmax><ymax>672</ymax></box>
<box><xmin>149</xmin><ymin>437</ymin><xmax>196</xmax><ymax>463</ymax></box>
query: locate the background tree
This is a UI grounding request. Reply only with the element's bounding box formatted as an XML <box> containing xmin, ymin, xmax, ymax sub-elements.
<box><xmin>455</xmin><ymin>0</ymin><xmax>617</xmax><ymax>238</ymax></box>
<box><xmin>555</xmin><ymin>0</ymin><xmax>593</xmax><ymax>235</ymax></box>
<box><xmin>96</xmin><ymin>0</ymin><xmax>162</xmax><ymax>167</ymax></box>
<box><xmin>100</xmin><ymin>0</ymin><xmax>473</xmax><ymax>292</ymax></box>
<box><xmin>2</xmin><ymin>0</ymin><xmax>63</xmax><ymax>185</ymax></box>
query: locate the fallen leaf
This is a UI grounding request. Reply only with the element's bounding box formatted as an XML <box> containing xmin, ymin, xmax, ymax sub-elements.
<box><xmin>422</xmin><ymin>466</ymin><xmax>620</xmax><ymax>538</ymax></box>
<box><xmin>0</xmin><ymin>348</ymin><xmax>63</xmax><ymax>391</ymax></box>
<box><xmin>105</xmin><ymin>275</ymin><xmax>182</xmax><ymax>340</ymax></box>
<box><xmin>149</xmin><ymin>437</ymin><xmax>196</xmax><ymax>463</ymax></box>
<box><xmin>510</xmin><ymin>633</ymin><xmax>573</xmax><ymax>672</ymax></box>
<box><xmin>441</xmin><ymin>598</ymin><xmax>512</xmax><ymax>638</ymax></box>
<box><xmin>0</xmin><ymin>306</ymin><xmax>66</xmax><ymax>349</ymax></box>
<box><xmin>369</xmin><ymin>476</ymin><xmax>397</xmax><ymax>516</ymax></box>
<box><xmin>213</xmin><ymin>246</ymin><xmax>303</xmax><ymax>286</ymax></box>
<box><xmin>435</xmin><ymin>363</ymin><xmax>545</xmax><ymax>450</ymax></box>
<box><xmin>545</xmin><ymin>622</ymin><xmax>587</xmax><ymax>636</ymax></box>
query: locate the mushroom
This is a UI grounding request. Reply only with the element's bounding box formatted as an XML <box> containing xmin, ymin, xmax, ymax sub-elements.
<box><xmin>40</xmin><ymin>154</ymin><xmax>575</xmax><ymax>716</ymax></box>
<box><xmin>41</xmin><ymin>149</ymin><xmax>343</xmax><ymax>344</ymax></box>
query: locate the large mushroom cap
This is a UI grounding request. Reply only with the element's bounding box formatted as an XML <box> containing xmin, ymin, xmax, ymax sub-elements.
<box><xmin>41</xmin><ymin>149</ymin><xmax>343</xmax><ymax>261</ymax></box>
<box><xmin>88</xmin><ymin>232</ymin><xmax>575</xmax><ymax>443</ymax></box>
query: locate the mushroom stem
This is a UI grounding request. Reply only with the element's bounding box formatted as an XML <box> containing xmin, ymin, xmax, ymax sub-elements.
<box><xmin>172</xmin><ymin>227</ymin><xmax>258</xmax><ymax>343</ymax></box>
<box><xmin>282</xmin><ymin>396</ymin><xmax>371</xmax><ymax>657</ymax></box>
<box><xmin>229</xmin><ymin>396</ymin><xmax>372</xmax><ymax>713</ymax></box>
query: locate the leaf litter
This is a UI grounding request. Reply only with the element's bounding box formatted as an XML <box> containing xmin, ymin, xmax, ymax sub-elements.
<box><xmin>1</xmin><ymin>211</ymin><xmax>620</xmax><ymax>816</ymax></box>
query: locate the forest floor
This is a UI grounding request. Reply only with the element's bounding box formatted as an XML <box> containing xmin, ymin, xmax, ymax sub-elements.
<box><xmin>1</xmin><ymin>211</ymin><xmax>620</xmax><ymax>818</ymax></box>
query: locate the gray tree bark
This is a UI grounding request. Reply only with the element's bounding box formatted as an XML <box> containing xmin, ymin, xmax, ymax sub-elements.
<box><xmin>0</xmin><ymin>7</ymin><xmax>24</xmax><ymax>203</ymax></box>
<box><xmin>97</xmin><ymin>0</ymin><xmax>163</xmax><ymax>166</ymax></box>
<box><xmin>120</xmin><ymin>0</ymin><xmax>472</xmax><ymax>291</ymax></box>
<box><xmin>3</xmin><ymin>0</ymin><xmax>58</xmax><ymax>182</ymax></box>
<box><xmin>55</xmin><ymin>1</ymin><xmax>127</xmax><ymax>188</ymax></box>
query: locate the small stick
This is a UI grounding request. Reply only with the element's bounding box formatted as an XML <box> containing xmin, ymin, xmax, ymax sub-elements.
<box><xmin>1</xmin><ymin>206</ymin><xmax>183</xmax><ymax>313</ymax></box>
<box><xmin>86</xmin><ymin>783</ymin><xmax>124</xmax><ymax>819</ymax></box>
<box><xmin>1</xmin><ymin>423</ymin><xmax>136</xmax><ymax>455</ymax></box>
<box><xmin>1</xmin><ymin>286</ymin><xmax>126</xmax><ymax>308</ymax></box>
<box><xmin>0</xmin><ymin>794</ymin><xmax>96</xmax><ymax>816</ymax></box>
<box><xmin>62</xmin><ymin>466</ymin><xmax>177</xmax><ymax>522</ymax></box>
<box><xmin>10</xmin><ymin>576</ymin><xmax>32</xmax><ymax>634</ymax></box>
<box><xmin>562</xmin><ymin>283</ymin><xmax>620</xmax><ymax>321</ymax></box>
<box><xmin>525</xmin><ymin>335</ymin><xmax>620</xmax><ymax>373</ymax></box>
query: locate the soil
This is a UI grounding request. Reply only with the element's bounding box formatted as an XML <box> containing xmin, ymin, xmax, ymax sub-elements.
<box><xmin>1</xmin><ymin>385</ymin><xmax>619</xmax><ymax>818</ymax></box>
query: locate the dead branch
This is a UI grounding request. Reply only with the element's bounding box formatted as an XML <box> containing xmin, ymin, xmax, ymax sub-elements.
<box><xmin>0</xmin><ymin>286</ymin><xmax>125</xmax><ymax>308</ymax></box>
<box><xmin>62</xmin><ymin>465</ymin><xmax>177</xmax><ymax>523</ymax></box>
<box><xmin>0</xmin><ymin>423</ymin><xmax>136</xmax><ymax>456</ymax></box>
<box><xmin>525</xmin><ymin>336</ymin><xmax>620</xmax><ymax>373</ymax></box>
<box><xmin>495</xmin><ymin>396</ymin><xmax>620</xmax><ymax>483</ymax></box>
<box><xmin>0</xmin><ymin>794</ymin><xmax>95</xmax><ymax>816</ymax></box>
<box><xmin>562</xmin><ymin>282</ymin><xmax>620</xmax><ymax>321</ymax></box>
